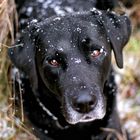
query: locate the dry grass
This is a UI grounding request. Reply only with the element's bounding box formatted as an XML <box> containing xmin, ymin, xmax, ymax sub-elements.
<box><xmin>0</xmin><ymin>0</ymin><xmax>16</xmax><ymax>102</ymax></box>
<box><xmin>0</xmin><ymin>0</ymin><xmax>16</xmax><ymax>139</ymax></box>
<box><xmin>0</xmin><ymin>0</ymin><xmax>33</xmax><ymax>139</ymax></box>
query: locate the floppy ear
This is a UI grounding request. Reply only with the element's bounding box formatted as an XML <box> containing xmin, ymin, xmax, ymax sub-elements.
<box><xmin>103</xmin><ymin>12</ymin><xmax>131</xmax><ymax>68</ymax></box>
<box><xmin>8</xmin><ymin>22</ymin><xmax>39</xmax><ymax>96</ymax></box>
<box><xmin>91</xmin><ymin>9</ymin><xmax>131</xmax><ymax>68</ymax></box>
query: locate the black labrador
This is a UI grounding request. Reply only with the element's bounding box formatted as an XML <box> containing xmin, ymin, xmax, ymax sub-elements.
<box><xmin>9</xmin><ymin>0</ymin><xmax>131</xmax><ymax>139</ymax></box>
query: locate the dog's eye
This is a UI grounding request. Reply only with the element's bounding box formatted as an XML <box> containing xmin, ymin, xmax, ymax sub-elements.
<box><xmin>48</xmin><ymin>59</ymin><xmax>60</xmax><ymax>67</ymax></box>
<box><xmin>90</xmin><ymin>50</ymin><xmax>101</xmax><ymax>58</ymax></box>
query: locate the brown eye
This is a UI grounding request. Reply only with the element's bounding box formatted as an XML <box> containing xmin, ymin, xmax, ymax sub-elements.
<box><xmin>48</xmin><ymin>59</ymin><xmax>60</xmax><ymax>67</ymax></box>
<box><xmin>90</xmin><ymin>50</ymin><xmax>101</xmax><ymax>58</ymax></box>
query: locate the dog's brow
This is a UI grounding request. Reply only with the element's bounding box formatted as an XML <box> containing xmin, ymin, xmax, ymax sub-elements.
<box><xmin>57</xmin><ymin>40</ymin><xmax>71</xmax><ymax>52</ymax></box>
<box><xmin>82</xmin><ymin>37</ymin><xmax>105</xmax><ymax>48</ymax></box>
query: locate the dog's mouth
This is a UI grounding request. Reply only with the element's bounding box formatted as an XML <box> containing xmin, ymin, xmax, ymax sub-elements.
<box><xmin>65</xmin><ymin>108</ymin><xmax>106</xmax><ymax>125</ymax></box>
<box><xmin>63</xmin><ymin>94</ymin><xmax>106</xmax><ymax>125</ymax></box>
<box><xmin>79</xmin><ymin>115</ymin><xmax>100</xmax><ymax>123</ymax></box>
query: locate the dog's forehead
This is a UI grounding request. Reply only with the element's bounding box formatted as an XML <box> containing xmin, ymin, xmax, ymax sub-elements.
<box><xmin>38</xmin><ymin>13</ymin><xmax>106</xmax><ymax>37</ymax></box>
<box><xmin>38</xmin><ymin>14</ymin><xmax>108</xmax><ymax>51</ymax></box>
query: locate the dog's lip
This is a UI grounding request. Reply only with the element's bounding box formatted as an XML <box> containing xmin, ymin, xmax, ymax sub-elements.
<box><xmin>79</xmin><ymin>112</ymin><xmax>105</xmax><ymax>123</ymax></box>
<box><xmin>80</xmin><ymin>115</ymin><xmax>97</xmax><ymax>122</ymax></box>
<box><xmin>70</xmin><ymin>116</ymin><xmax>93</xmax><ymax>124</ymax></box>
<box><xmin>66</xmin><ymin>111</ymin><xmax>106</xmax><ymax>125</ymax></box>
<box><xmin>79</xmin><ymin>113</ymin><xmax>105</xmax><ymax>122</ymax></box>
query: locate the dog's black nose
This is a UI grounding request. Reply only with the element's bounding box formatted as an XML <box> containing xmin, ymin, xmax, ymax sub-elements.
<box><xmin>72</xmin><ymin>92</ymin><xmax>97</xmax><ymax>113</ymax></box>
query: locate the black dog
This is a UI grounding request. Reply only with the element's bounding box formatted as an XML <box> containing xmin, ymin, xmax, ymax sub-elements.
<box><xmin>9</xmin><ymin>0</ymin><xmax>131</xmax><ymax>139</ymax></box>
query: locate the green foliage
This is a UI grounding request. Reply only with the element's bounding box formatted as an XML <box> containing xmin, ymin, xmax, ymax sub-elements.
<box><xmin>126</xmin><ymin>36</ymin><xmax>140</xmax><ymax>52</ymax></box>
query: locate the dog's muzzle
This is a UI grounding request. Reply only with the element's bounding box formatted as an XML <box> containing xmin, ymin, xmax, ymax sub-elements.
<box><xmin>63</xmin><ymin>90</ymin><xmax>106</xmax><ymax>124</ymax></box>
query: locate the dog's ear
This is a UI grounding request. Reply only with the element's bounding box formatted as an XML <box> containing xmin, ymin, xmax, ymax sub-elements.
<box><xmin>91</xmin><ymin>9</ymin><xmax>131</xmax><ymax>68</ymax></box>
<box><xmin>103</xmin><ymin>12</ymin><xmax>131</xmax><ymax>68</ymax></box>
<box><xmin>8</xmin><ymin>21</ymin><xmax>39</xmax><ymax>95</ymax></box>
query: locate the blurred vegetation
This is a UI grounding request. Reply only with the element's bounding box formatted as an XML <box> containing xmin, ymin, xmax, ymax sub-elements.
<box><xmin>127</xmin><ymin>36</ymin><xmax>140</xmax><ymax>52</ymax></box>
<box><xmin>114</xmin><ymin>1</ymin><xmax>140</xmax><ymax>139</ymax></box>
<box><xmin>0</xmin><ymin>0</ymin><xmax>22</xmax><ymax>139</ymax></box>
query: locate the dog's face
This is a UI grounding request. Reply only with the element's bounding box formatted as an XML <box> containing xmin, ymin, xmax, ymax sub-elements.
<box><xmin>9</xmin><ymin>10</ymin><xmax>131</xmax><ymax>124</ymax></box>
<box><xmin>36</xmin><ymin>15</ymin><xmax>112</xmax><ymax>124</ymax></box>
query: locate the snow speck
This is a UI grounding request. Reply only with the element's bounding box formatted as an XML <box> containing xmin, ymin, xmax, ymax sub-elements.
<box><xmin>28</xmin><ymin>59</ymin><xmax>32</xmax><ymax>62</ymax></box>
<box><xmin>37</xmin><ymin>0</ymin><xmax>44</xmax><ymax>3</ymax></box>
<box><xmin>27</xmin><ymin>7</ymin><xmax>33</xmax><ymax>15</ymax></box>
<box><xmin>53</xmin><ymin>17</ymin><xmax>61</xmax><ymax>21</ymax></box>
<box><xmin>65</xmin><ymin>6</ymin><xmax>74</xmax><ymax>13</ymax></box>
<box><xmin>31</xmin><ymin>19</ymin><xmax>38</xmax><ymax>23</ymax></box>
<box><xmin>90</xmin><ymin>7</ymin><xmax>97</xmax><ymax>12</ymax></box>
<box><xmin>40</xmin><ymin>29</ymin><xmax>44</xmax><ymax>33</ymax></box>
<box><xmin>100</xmin><ymin>48</ymin><xmax>104</xmax><ymax>53</ymax></box>
<box><xmin>82</xmin><ymin>39</ymin><xmax>86</xmax><ymax>43</ymax></box>
<box><xmin>74</xmin><ymin>58</ymin><xmax>81</xmax><ymax>64</ymax></box>
<box><xmin>71</xmin><ymin>58</ymin><xmax>81</xmax><ymax>64</ymax></box>
<box><xmin>90</xmin><ymin>23</ymin><xmax>98</xmax><ymax>27</ymax></box>
<box><xmin>36</xmin><ymin>28</ymin><xmax>40</xmax><ymax>32</ymax></box>
<box><xmin>118</xmin><ymin>19</ymin><xmax>121</xmax><ymax>22</ymax></box>
<box><xmin>107</xmin><ymin>37</ymin><xmax>110</xmax><ymax>43</ymax></box>
<box><xmin>76</xmin><ymin>27</ymin><xmax>82</xmax><ymax>33</ymax></box>
<box><xmin>44</xmin><ymin>130</ymin><xmax>48</xmax><ymax>134</ymax></box>
<box><xmin>58</xmin><ymin>47</ymin><xmax>64</xmax><ymax>51</ymax></box>
<box><xmin>80</xmin><ymin>85</ymin><xmax>87</xmax><ymax>89</ymax></box>
<box><xmin>51</xmin><ymin>4</ymin><xmax>65</xmax><ymax>16</ymax></box>
<box><xmin>90</xmin><ymin>8</ymin><xmax>102</xmax><ymax>15</ymax></box>
<box><xmin>10</xmin><ymin>51</ymin><xmax>13</xmax><ymax>55</ymax></box>
<box><xmin>111</xmin><ymin>11</ymin><xmax>116</xmax><ymax>15</ymax></box>
<box><xmin>100</xmin><ymin>46</ymin><xmax>107</xmax><ymax>56</ymax></box>
<box><xmin>72</xmin><ymin>77</ymin><xmax>77</xmax><ymax>80</ymax></box>
<box><xmin>117</xmin><ymin>37</ymin><xmax>120</xmax><ymax>40</ymax></box>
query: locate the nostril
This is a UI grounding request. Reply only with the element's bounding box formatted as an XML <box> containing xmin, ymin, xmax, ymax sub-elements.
<box><xmin>73</xmin><ymin>102</ymin><xmax>84</xmax><ymax>112</ymax></box>
<box><xmin>72</xmin><ymin>94</ymin><xmax>97</xmax><ymax>113</ymax></box>
<box><xmin>89</xmin><ymin>100</ymin><xmax>95</xmax><ymax>107</ymax></box>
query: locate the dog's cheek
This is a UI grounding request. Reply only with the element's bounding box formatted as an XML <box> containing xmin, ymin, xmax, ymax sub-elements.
<box><xmin>93</xmin><ymin>54</ymin><xmax>111</xmax><ymax>84</ymax></box>
<box><xmin>102</xmin><ymin>57</ymin><xmax>111</xmax><ymax>81</ymax></box>
<box><xmin>38</xmin><ymin>66</ymin><xmax>60</xmax><ymax>90</ymax></box>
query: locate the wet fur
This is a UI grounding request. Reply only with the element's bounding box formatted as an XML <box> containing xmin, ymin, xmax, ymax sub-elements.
<box><xmin>9</xmin><ymin>0</ymin><xmax>131</xmax><ymax>139</ymax></box>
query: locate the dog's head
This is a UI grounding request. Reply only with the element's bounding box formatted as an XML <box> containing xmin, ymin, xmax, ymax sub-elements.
<box><xmin>9</xmin><ymin>9</ymin><xmax>131</xmax><ymax>124</ymax></box>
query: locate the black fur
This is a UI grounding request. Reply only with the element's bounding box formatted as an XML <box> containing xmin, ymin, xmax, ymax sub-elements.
<box><xmin>9</xmin><ymin>0</ymin><xmax>131</xmax><ymax>139</ymax></box>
